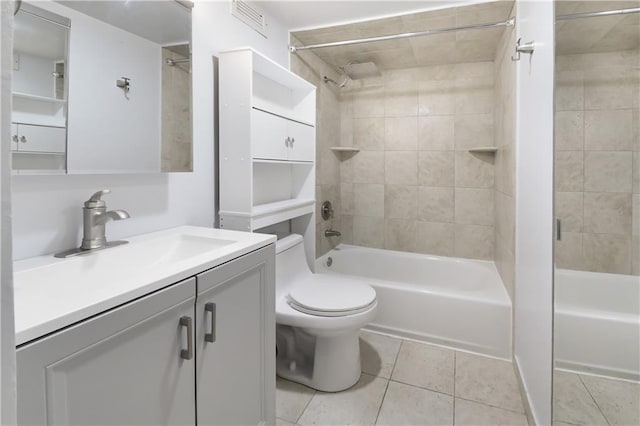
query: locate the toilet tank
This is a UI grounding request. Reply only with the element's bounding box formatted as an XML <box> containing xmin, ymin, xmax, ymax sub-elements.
<box><xmin>275</xmin><ymin>234</ymin><xmax>312</xmax><ymax>296</ymax></box>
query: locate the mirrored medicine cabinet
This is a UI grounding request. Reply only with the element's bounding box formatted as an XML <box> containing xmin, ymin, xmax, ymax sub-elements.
<box><xmin>11</xmin><ymin>0</ymin><xmax>193</xmax><ymax>175</ymax></box>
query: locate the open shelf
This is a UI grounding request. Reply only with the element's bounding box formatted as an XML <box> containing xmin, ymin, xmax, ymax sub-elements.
<box><xmin>13</xmin><ymin>92</ymin><xmax>67</xmax><ymax>104</ymax></box>
<box><xmin>252</xmin><ymin>198</ymin><xmax>314</xmax><ymax>230</ymax></box>
<box><xmin>468</xmin><ymin>147</ymin><xmax>498</xmax><ymax>153</ymax></box>
<box><xmin>253</xmin><ymin>158</ymin><xmax>313</xmax><ymax>165</ymax></box>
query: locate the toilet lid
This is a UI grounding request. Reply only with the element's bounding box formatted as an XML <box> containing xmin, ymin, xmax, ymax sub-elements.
<box><xmin>287</xmin><ymin>279</ymin><xmax>376</xmax><ymax>317</ymax></box>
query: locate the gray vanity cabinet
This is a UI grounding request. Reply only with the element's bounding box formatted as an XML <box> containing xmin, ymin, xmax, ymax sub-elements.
<box><xmin>196</xmin><ymin>244</ymin><xmax>276</xmax><ymax>426</ymax></box>
<box><xmin>16</xmin><ymin>278</ymin><xmax>197</xmax><ymax>426</ymax></box>
<box><xmin>16</xmin><ymin>245</ymin><xmax>276</xmax><ymax>426</ymax></box>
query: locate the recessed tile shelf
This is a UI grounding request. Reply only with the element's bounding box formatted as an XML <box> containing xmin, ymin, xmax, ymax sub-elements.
<box><xmin>468</xmin><ymin>147</ymin><xmax>498</xmax><ymax>154</ymax></box>
<box><xmin>330</xmin><ymin>147</ymin><xmax>360</xmax><ymax>153</ymax></box>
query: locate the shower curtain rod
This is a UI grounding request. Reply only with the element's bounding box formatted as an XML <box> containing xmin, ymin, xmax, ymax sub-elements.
<box><xmin>289</xmin><ymin>17</ymin><xmax>515</xmax><ymax>53</ymax></box>
<box><xmin>556</xmin><ymin>7</ymin><xmax>640</xmax><ymax>21</ymax></box>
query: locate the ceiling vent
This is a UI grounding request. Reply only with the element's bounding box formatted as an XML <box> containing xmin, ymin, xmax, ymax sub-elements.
<box><xmin>231</xmin><ymin>0</ymin><xmax>268</xmax><ymax>38</ymax></box>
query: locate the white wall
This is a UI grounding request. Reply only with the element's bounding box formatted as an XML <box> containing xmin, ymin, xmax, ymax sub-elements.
<box><xmin>11</xmin><ymin>0</ymin><xmax>291</xmax><ymax>260</ymax></box>
<box><xmin>514</xmin><ymin>1</ymin><xmax>555</xmax><ymax>425</ymax></box>
<box><xmin>1</xmin><ymin>2</ymin><xmax>17</xmax><ymax>424</ymax></box>
<box><xmin>12</xmin><ymin>52</ymin><xmax>55</xmax><ymax>98</ymax></box>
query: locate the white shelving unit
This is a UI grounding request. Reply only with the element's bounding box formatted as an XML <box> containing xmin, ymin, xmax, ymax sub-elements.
<box><xmin>218</xmin><ymin>47</ymin><xmax>317</xmax><ymax>267</ymax></box>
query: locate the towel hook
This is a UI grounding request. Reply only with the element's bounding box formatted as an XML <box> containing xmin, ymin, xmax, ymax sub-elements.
<box><xmin>511</xmin><ymin>38</ymin><xmax>535</xmax><ymax>61</ymax></box>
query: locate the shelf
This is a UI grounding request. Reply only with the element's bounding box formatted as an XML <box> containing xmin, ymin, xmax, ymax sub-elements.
<box><xmin>251</xmin><ymin>198</ymin><xmax>314</xmax><ymax>229</ymax></box>
<box><xmin>253</xmin><ymin>158</ymin><xmax>313</xmax><ymax>165</ymax></box>
<box><xmin>251</xmin><ymin>105</ymin><xmax>314</xmax><ymax>127</ymax></box>
<box><xmin>252</xmin><ymin>198</ymin><xmax>314</xmax><ymax>216</ymax></box>
<box><xmin>13</xmin><ymin>92</ymin><xmax>67</xmax><ymax>104</ymax></box>
<box><xmin>331</xmin><ymin>147</ymin><xmax>360</xmax><ymax>153</ymax></box>
<box><xmin>468</xmin><ymin>147</ymin><xmax>498</xmax><ymax>153</ymax></box>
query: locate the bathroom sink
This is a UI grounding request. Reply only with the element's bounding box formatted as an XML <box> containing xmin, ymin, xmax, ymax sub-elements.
<box><xmin>13</xmin><ymin>226</ymin><xmax>276</xmax><ymax>345</ymax></box>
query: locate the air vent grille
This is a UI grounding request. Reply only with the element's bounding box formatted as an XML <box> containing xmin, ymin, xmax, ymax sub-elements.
<box><xmin>231</xmin><ymin>0</ymin><xmax>268</xmax><ymax>38</ymax></box>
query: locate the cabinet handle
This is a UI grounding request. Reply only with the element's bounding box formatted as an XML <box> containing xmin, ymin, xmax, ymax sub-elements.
<box><xmin>19</xmin><ymin>136</ymin><xmax>27</xmax><ymax>144</ymax></box>
<box><xmin>12</xmin><ymin>135</ymin><xmax>18</xmax><ymax>143</ymax></box>
<box><xmin>205</xmin><ymin>302</ymin><xmax>216</xmax><ymax>343</ymax></box>
<box><xmin>290</xmin><ymin>137</ymin><xmax>295</xmax><ymax>146</ymax></box>
<box><xmin>179</xmin><ymin>316</ymin><xmax>193</xmax><ymax>360</ymax></box>
<box><xmin>285</xmin><ymin>137</ymin><xmax>290</xmax><ymax>147</ymax></box>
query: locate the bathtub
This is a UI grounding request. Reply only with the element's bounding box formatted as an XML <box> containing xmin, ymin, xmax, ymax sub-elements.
<box><xmin>316</xmin><ymin>244</ymin><xmax>512</xmax><ymax>359</ymax></box>
<box><xmin>554</xmin><ymin>269</ymin><xmax>640</xmax><ymax>381</ymax></box>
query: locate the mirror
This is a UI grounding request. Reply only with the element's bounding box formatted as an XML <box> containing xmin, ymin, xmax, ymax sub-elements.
<box><xmin>11</xmin><ymin>0</ymin><xmax>192</xmax><ymax>175</ymax></box>
<box><xmin>553</xmin><ymin>1</ymin><xmax>639</xmax><ymax>425</ymax></box>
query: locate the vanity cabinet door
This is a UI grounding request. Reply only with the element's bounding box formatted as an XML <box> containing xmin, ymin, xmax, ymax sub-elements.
<box><xmin>196</xmin><ymin>244</ymin><xmax>275</xmax><ymax>426</ymax></box>
<box><xmin>16</xmin><ymin>278</ymin><xmax>197</xmax><ymax>426</ymax></box>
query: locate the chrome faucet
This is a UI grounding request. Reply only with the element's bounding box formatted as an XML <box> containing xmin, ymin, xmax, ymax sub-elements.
<box><xmin>55</xmin><ymin>190</ymin><xmax>130</xmax><ymax>258</ymax></box>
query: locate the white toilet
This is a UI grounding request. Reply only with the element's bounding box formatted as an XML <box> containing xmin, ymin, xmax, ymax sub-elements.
<box><xmin>275</xmin><ymin>234</ymin><xmax>377</xmax><ymax>392</ymax></box>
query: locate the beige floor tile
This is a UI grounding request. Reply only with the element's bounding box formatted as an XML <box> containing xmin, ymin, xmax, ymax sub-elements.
<box><xmin>553</xmin><ymin>371</ymin><xmax>607</xmax><ymax>425</ymax></box>
<box><xmin>454</xmin><ymin>398</ymin><xmax>528</xmax><ymax>426</ymax></box>
<box><xmin>359</xmin><ymin>331</ymin><xmax>402</xmax><ymax>379</ymax></box>
<box><xmin>391</xmin><ymin>340</ymin><xmax>455</xmax><ymax>395</ymax></box>
<box><xmin>297</xmin><ymin>374</ymin><xmax>388</xmax><ymax>426</ymax></box>
<box><xmin>377</xmin><ymin>381</ymin><xmax>453</xmax><ymax>426</ymax></box>
<box><xmin>581</xmin><ymin>374</ymin><xmax>640</xmax><ymax>426</ymax></box>
<box><xmin>276</xmin><ymin>377</ymin><xmax>315</xmax><ymax>423</ymax></box>
<box><xmin>454</xmin><ymin>352</ymin><xmax>524</xmax><ymax>413</ymax></box>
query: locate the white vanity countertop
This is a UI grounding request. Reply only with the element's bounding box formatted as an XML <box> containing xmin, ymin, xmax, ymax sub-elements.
<box><xmin>13</xmin><ymin>226</ymin><xmax>276</xmax><ymax>346</ymax></box>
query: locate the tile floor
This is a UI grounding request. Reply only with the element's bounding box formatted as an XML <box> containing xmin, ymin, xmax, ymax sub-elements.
<box><xmin>276</xmin><ymin>331</ymin><xmax>529</xmax><ymax>426</ymax></box>
<box><xmin>553</xmin><ymin>370</ymin><xmax>640</xmax><ymax>426</ymax></box>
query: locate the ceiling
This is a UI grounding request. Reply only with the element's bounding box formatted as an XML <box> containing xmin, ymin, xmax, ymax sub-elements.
<box><xmin>291</xmin><ymin>1</ymin><xmax>514</xmax><ymax>71</ymax></box>
<box><xmin>555</xmin><ymin>1</ymin><xmax>640</xmax><ymax>54</ymax></box>
<box><xmin>260</xmin><ymin>0</ymin><xmax>490</xmax><ymax>31</ymax></box>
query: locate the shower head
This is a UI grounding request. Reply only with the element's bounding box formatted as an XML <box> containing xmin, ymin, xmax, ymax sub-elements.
<box><xmin>343</xmin><ymin>61</ymin><xmax>381</xmax><ymax>80</ymax></box>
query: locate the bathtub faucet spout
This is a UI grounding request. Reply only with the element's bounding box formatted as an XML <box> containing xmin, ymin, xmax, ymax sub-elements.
<box><xmin>325</xmin><ymin>229</ymin><xmax>341</xmax><ymax>237</ymax></box>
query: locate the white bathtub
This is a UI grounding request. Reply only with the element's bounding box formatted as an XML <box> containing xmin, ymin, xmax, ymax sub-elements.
<box><xmin>316</xmin><ymin>245</ymin><xmax>512</xmax><ymax>359</ymax></box>
<box><xmin>554</xmin><ymin>269</ymin><xmax>640</xmax><ymax>381</ymax></box>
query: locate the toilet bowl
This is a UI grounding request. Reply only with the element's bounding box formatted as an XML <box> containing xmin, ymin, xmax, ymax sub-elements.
<box><xmin>275</xmin><ymin>234</ymin><xmax>377</xmax><ymax>392</ymax></box>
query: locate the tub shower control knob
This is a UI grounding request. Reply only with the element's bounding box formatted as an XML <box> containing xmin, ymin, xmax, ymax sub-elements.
<box><xmin>321</xmin><ymin>200</ymin><xmax>334</xmax><ymax>221</ymax></box>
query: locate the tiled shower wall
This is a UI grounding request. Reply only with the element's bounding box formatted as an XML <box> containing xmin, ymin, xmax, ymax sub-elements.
<box><xmin>554</xmin><ymin>49</ymin><xmax>640</xmax><ymax>275</ymax></box>
<box><xmin>290</xmin><ymin>38</ymin><xmax>343</xmax><ymax>257</ymax></box>
<box><xmin>161</xmin><ymin>45</ymin><xmax>192</xmax><ymax>172</ymax></box>
<box><xmin>338</xmin><ymin>62</ymin><xmax>497</xmax><ymax>260</ymax></box>
<box><xmin>493</xmin><ymin>5</ymin><xmax>517</xmax><ymax>299</ymax></box>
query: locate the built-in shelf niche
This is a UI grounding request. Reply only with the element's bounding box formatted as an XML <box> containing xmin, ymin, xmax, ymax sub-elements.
<box><xmin>468</xmin><ymin>147</ymin><xmax>498</xmax><ymax>154</ymax></box>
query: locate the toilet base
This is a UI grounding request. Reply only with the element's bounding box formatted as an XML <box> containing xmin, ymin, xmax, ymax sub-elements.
<box><xmin>276</xmin><ymin>325</ymin><xmax>362</xmax><ymax>392</ymax></box>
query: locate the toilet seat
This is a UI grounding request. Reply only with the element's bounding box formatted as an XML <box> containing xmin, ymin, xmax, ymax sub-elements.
<box><xmin>287</xmin><ymin>279</ymin><xmax>377</xmax><ymax>317</ymax></box>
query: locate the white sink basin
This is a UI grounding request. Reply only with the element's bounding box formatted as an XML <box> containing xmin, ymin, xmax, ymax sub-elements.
<box><xmin>14</xmin><ymin>226</ymin><xmax>276</xmax><ymax>345</ymax></box>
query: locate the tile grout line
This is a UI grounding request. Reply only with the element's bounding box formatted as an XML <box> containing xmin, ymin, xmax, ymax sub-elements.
<box><xmin>373</xmin><ymin>339</ymin><xmax>404</xmax><ymax>425</ymax></box>
<box><xmin>453</xmin><ymin>350</ymin><xmax>457</xmax><ymax>425</ymax></box>
<box><xmin>577</xmin><ymin>374</ymin><xmax>612</xmax><ymax>426</ymax></box>
<box><xmin>294</xmin><ymin>387</ymin><xmax>317</xmax><ymax>425</ymax></box>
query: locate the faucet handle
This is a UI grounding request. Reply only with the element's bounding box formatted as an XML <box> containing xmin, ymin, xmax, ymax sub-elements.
<box><xmin>85</xmin><ymin>189</ymin><xmax>111</xmax><ymax>208</ymax></box>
